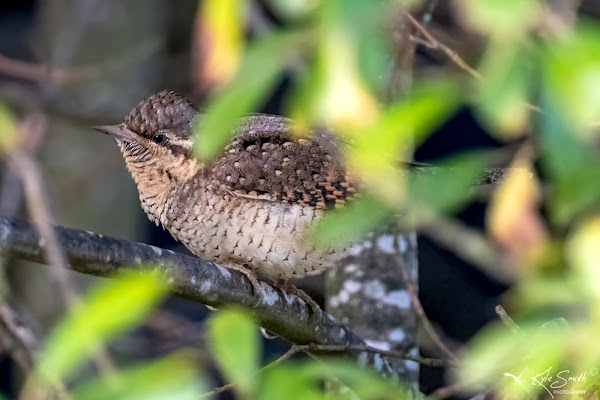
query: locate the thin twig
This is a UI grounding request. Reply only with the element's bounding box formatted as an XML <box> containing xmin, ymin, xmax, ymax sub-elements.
<box><xmin>0</xmin><ymin>303</ymin><xmax>36</xmax><ymax>372</ymax></box>
<box><xmin>393</xmin><ymin>242</ymin><xmax>458</xmax><ymax>361</ymax></box>
<box><xmin>200</xmin><ymin>345</ymin><xmax>303</xmax><ymax>398</ymax></box>
<box><xmin>495</xmin><ymin>305</ymin><xmax>522</xmax><ymax>335</ymax></box>
<box><xmin>201</xmin><ymin>340</ymin><xmax>452</xmax><ymax>397</ymax></box>
<box><xmin>404</xmin><ymin>12</ymin><xmax>482</xmax><ymax>81</ymax></box>
<box><xmin>303</xmin><ymin>343</ymin><xmax>453</xmax><ymax>368</ymax></box>
<box><xmin>0</xmin><ymin>41</ymin><xmax>159</xmax><ymax>86</ymax></box>
<box><xmin>405</xmin><ymin>11</ymin><xmax>549</xmax><ymax>117</ymax></box>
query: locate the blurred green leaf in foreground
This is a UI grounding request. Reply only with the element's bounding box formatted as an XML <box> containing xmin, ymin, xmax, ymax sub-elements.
<box><xmin>21</xmin><ymin>270</ymin><xmax>206</xmax><ymax>400</ymax></box>
<box><xmin>206</xmin><ymin>310</ymin><xmax>418</xmax><ymax>400</ymax></box>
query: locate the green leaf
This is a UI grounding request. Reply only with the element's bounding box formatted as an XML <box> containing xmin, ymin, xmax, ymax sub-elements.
<box><xmin>72</xmin><ymin>354</ymin><xmax>204</xmax><ymax>400</ymax></box>
<box><xmin>207</xmin><ymin>310</ymin><xmax>260</xmax><ymax>397</ymax></box>
<box><xmin>260</xmin><ymin>361</ymin><xmax>414</xmax><ymax>400</ymax></box>
<box><xmin>194</xmin><ymin>31</ymin><xmax>309</xmax><ymax>158</ymax></box>
<box><xmin>544</xmin><ymin>21</ymin><xmax>600</xmax><ymax>134</ymax></box>
<box><xmin>311</xmin><ymin>361</ymin><xmax>416</xmax><ymax>400</ymax></box>
<box><xmin>0</xmin><ymin>102</ymin><xmax>17</xmax><ymax>152</ymax></box>
<box><xmin>366</xmin><ymin>79</ymin><xmax>460</xmax><ymax>148</ymax></box>
<box><xmin>321</xmin><ymin>0</ymin><xmax>390</xmax><ymax>97</ymax></box>
<box><xmin>307</xmin><ymin>193</ymin><xmax>392</xmax><ymax>245</ymax></box>
<box><xmin>475</xmin><ymin>42</ymin><xmax>532</xmax><ymax>138</ymax></box>
<box><xmin>566</xmin><ymin>217</ymin><xmax>600</xmax><ymax>306</ymax></box>
<box><xmin>539</xmin><ymin>98</ymin><xmax>600</xmax><ymax>223</ymax></box>
<box><xmin>456</xmin><ymin>0</ymin><xmax>539</xmax><ymax>38</ymax></box>
<box><xmin>406</xmin><ymin>152</ymin><xmax>486</xmax><ymax>224</ymax></box>
<box><xmin>266</xmin><ymin>0</ymin><xmax>319</xmax><ymax>20</ymax></box>
<box><xmin>457</xmin><ymin>321</ymin><xmax>567</xmax><ymax>398</ymax></box>
<box><xmin>260</xmin><ymin>364</ymin><xmax>322</xmax><ymax>400</ymax></box>
<box><xmin>35</xmin><ymin>271</ymin><xmax>168</xmax><ymax>385</ymax></box>
<box><xmin>512</xmin><ymin>276</ymin><xmax>585</xmax><ymax>317</ymax></box>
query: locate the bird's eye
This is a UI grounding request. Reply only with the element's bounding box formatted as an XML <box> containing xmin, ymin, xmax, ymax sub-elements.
<box><xmin>153</xmin><ymin>134</ymin><xmax>166</xmax><ymax>144</ymax></box>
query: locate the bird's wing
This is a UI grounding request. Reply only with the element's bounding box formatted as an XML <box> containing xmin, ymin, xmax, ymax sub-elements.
<box><xmin>209</xmin><ymin>115</ymin><xmax>359</xmax><ymax>209</ymax></box>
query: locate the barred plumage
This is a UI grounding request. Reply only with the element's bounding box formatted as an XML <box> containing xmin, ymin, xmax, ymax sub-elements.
<box><xmin>96</xmin><ymin>90</ymin><xmax>358</xmax><ymax>281</ymax></box>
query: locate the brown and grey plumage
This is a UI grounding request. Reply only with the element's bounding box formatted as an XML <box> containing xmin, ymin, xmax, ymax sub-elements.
<box><xmin>94</xmin><ymin>90</ymin><xmax>359</xmax><ymax>297</ymax></box>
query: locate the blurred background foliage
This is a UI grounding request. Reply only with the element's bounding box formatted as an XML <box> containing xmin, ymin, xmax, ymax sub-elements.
<box><xmin>0</xmin><ymin>0</ymin><xmax>599</xmax><ymax>398</ymax></box>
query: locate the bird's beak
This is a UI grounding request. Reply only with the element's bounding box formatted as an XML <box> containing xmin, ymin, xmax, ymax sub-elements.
<box><xmin>93</xmin><ymin>124</ymin><xmax>135</xmax><ymax>141</ymax></box>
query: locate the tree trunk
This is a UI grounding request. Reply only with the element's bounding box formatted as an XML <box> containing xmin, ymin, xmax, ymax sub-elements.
<box><xmin>326</xmin><ymin>230</ymin><xmax>419</xmax><ymax>388</ymax></box>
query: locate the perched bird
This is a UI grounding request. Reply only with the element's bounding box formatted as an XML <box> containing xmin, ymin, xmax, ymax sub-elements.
<box><xmin>94</xmin><ymin>90</ymin><xmax>359</xmax><ymax>306</ymax></box>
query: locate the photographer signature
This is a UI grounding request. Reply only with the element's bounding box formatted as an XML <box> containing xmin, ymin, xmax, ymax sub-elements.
<box><xmin>503</xmin><ymin>367</ymin><xmax>594</xmax><ymax>398</ymax></box>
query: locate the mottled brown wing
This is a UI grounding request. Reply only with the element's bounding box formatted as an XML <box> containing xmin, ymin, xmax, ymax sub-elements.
<box><xmin>209</xmin><ymin>115</ymin><xmax>359</xmax><ymax>209</ymax></box>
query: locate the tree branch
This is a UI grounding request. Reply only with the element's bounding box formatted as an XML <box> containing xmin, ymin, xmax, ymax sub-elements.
<box><xmin>0</xmin><ymin>217</ymin><xmax>363</xmax><ymax>347</ymax></box>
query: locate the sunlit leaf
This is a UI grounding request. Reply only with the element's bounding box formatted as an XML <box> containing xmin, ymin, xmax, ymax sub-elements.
<box><xmin>544</xmin><ymin>21</ymin><xmax>600</xmax><ymax>135</ymax></box>
<box><xmin>0</xmin><ymin>103</ymin><xmax>17</xmax><ymax>152</ymax></box>
<box><xmin>395</xmin><ymin>0</ymin><xmax>422</xmax><ymax>7</ymax></box>
<box><xmin>289</xmin><ymin>0</ymin><xmax>383</xmax><ymax>130</ymax></box>
<box><xmin>267</xmin><ymin>0</ymin><xmax>319</xmax><ymax>20</ymax></box>
<box><xmin>194</xmin><ymin>0</ymin><xmax>247</xmax><ymax>91</ymax></box>
<box><xmin>476</xmin><ymin>42</ymin><xmax>532</xmax><ymax>138</ymax></box>
<box><xmin>194</xmin><ymin>31</ymin><xmax>309</xmax><ymax>158</ymax></box>
<box><xmin>486</xmin><ymin>152</ymin><xmax>547</xmax><ymax>263</ymax></box>
<box><xmin>456</xmin><ymin>0</ymin><xmax>539</xmax><ymax>38</ymax></box>
<box><xmin>346</xmin><ymin>80</ymin><xmax>460</xmax><ymax>204</ymax></box>
<box><xmin>35</xmin><ymin>271</ymin><xmax>168</xmax><ymax>385</ymax></box>
<box><xmin>324</xmin><ymin>0</ymin><xmax>390</xmax><ymax>99</ymax></box>
<box><xmin>260</xmin><ymin>364</ymin><xmax>321</xmax><ymax>400</ymax></box>
<box><xmin>566</xmin><ymin>217</ymin><xmax>600</xmax><ymax>311</ymax></box>
<box><xmin>366</xmin><ymin>80</ymin><xmax>460</xmax><ymax>145</ymax></box>
<box><xmin>313</xmin><ymin>28</ymin><xmax>379</xmax><ymax>129</ymax></box>
<box><xmin>308</xmin><ymin>81</ymin><xmax>460</xmax><ymax>243</ymax></box>
<box><xmin>72</xmin><ymin>354</ymin><xmax>204</xmax><ymax>400</ymax></box>
<box><xmin>207</xmin><ymin>310</ymin><xmax>259</xmax><ymax>398</ymax></box>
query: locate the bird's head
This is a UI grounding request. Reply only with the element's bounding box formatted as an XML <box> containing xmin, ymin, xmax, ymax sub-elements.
<box><xmin>94</xmin><ymin>90</ymin><xmax>198</xmax><ymax>160</ymax></box>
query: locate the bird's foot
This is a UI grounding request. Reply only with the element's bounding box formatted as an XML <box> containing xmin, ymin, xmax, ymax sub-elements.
<box><xmin>224</xmin><ymin>263</ymin><xmax>264</xmax><ymax>306</ymax></box>
<box><xmin>275</xmin><ymin>280</ymin><xmax>322</xmax><ymax>316</ymax></box>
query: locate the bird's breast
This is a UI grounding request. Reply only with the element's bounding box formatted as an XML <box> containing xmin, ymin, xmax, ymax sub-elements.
<box><xmin>164</xmin><ymin>183</ymin><xmax>346</xmax><ymax>279</ymax></box>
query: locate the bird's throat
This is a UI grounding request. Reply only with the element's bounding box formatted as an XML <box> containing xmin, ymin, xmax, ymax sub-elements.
<box><xmin>118</xmin><ymin>139</ymin><xmax>203</xmax><ymax>226</ymax></box>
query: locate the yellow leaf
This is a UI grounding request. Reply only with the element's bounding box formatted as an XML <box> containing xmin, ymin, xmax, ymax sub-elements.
<box><xmin>194</xmin><ymin>0</ymin><xmax>246</xmax><ymax>92</ymax></box>
<box><xmin>487</xmin><ymin>151</ymin><xmax>547</xmax><ymax>264</ymax></box>
<box><xmin>315</xmin><ymin>27</ymin><xmax>379</xmax><ymax>130</ymax></box>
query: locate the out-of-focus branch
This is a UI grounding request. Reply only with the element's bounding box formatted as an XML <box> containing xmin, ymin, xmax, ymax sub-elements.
<box><xmin>9</xmin><ymin>153</ymin><xmax>71</xmax><ymax>301</ymax></box>
<box><xmin>0</xmin><ymin>42</ymin><xmax>159</xmax><ymax>86</ymax></box>
<box><xmin>0</xmin><ymin>303</ymin><xmax>36</xmax><ymax>372</ymax></box>
<box><xmin>421</xmin><ymin>218</ymin><xmax>516</xmax><ymax>284</ymax></box>
<box><xmin>6</xmin><ymin>115</ymin><xmax>116</xmax><ymax>378</ymax></box>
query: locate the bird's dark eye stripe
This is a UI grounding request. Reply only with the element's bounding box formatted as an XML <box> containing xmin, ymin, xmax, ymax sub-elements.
<box><xmin>153</xmin><ymin>134</ymin><xmax>166</xmax><ymax>144</ymax></box>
